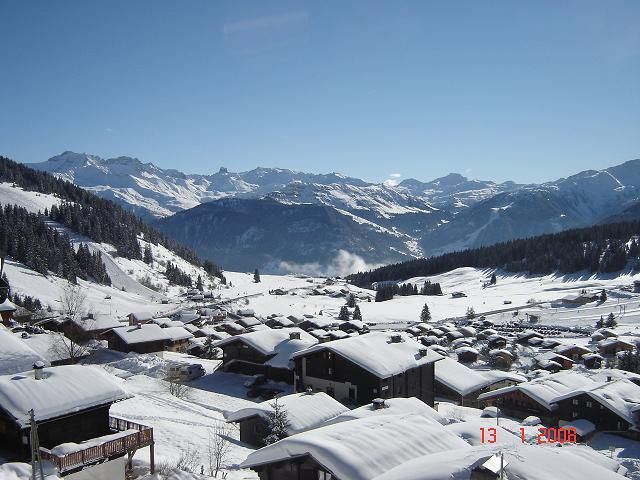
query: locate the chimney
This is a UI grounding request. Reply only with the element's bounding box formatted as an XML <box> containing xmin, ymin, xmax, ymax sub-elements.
<box><xmin>88</xmin><ymin>313</ymin><xmax>94</xmax><ymax>320</ymax></box>
<box><xmin>33</xmin><ymin>361</ymin><xmax>45</xmax><ymax>380</ymax></box>
<box><xmin>390</xmin><ymin>334</ymin><xmax>402</xmax><ymax>343</ymax></box>
<box><xmin>305</xmin><ymin>386</ymin><xmax>314</xmax><ymax>395</ymax></box>
<box><xmin>419</xmin><ymin>348</ymin><xmax>428</xmax><ymax>357</ymax></box>
<box><xmin>372</xmin><ymin>398</ymin><xmax>386</xmax><ymax>410</ymax></box>
<box><xmin>607</xmin><ymin>375</ymin><xmax>612</xmax><ymax>382</ymax></box>
<box><xmin>289</xmin><ymin>331</ymin><xmax>301</xmax><ymax>340</ymax></box>
<box><xmin>137</xmin><ymin>323</ymin><xmax>142</xmax><ymax>330</ymax></box>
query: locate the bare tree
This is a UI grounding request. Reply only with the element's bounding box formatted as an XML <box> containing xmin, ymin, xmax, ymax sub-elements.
<box><xmin>60</xmin><ymin>283</ymin><xmax>87</xmax><ymax>322</ymax></box>
<box><xmin>208</xmin><ymin>424</ymin><xmax>232</xmax><ymax>478</ymax></box>
<box><xmin>49</xmin><ymin>332</ymin><xmax>92</xmax><ymax>364</ymax></box>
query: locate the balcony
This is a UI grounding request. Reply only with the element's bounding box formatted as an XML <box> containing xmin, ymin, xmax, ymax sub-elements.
<box><xmin>39</xmin><ymin>416</ymin><xmax>154</xmax><ymax>474</ymax></box>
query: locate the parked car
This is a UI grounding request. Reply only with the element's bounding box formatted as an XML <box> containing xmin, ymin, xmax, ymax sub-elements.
<box><xmin>166</xmin><ymin>363</ymin><xmax>206</xmax><ymax>381</ymax></box>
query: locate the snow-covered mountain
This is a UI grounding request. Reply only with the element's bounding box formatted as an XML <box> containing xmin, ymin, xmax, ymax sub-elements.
<box><xmin>27</xmin><ymin>152</ymin><xmax>640</xmax><ymax>272</ymax></box>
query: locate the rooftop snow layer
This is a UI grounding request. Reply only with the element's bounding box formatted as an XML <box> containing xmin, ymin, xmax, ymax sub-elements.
<box><xmin>0</xmin><ymin>328</ymin><xmax>49</xmax><ymax>375</ymax></box>
<box><xmin>225</xmin><ymin>392</ymin><xmax>348</xmax><ymax>435</ymax></box>
<box><xmin>241</xmin><ymin>413</ymin><xmax>468</xmax><ymax>480</ymax></box>
<box><xmin>111</xmin><ymin>324</ymin><xmax>172</xmax><ymax>344</ymax></box>
<box><xmin>291</xmin><ymin>332</ymin><xmax>443</xmax><ymax>379</ymax></box>
<box><xmin>324</xmin><ymin>397</ymin><xmax>447</xmax><ymax>427</ymax></box>
<box><xmin>0</xmin><ymin>365</ymin><xmax>130</xmax><ymax>427</ymax></box>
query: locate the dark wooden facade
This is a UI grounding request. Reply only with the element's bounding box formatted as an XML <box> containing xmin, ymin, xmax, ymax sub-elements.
<box><xmin>220</xmin><ymin>340</ymin><xmax>293</xmax><ymax>383</ymax></box>
<box><xmin>106</xmin><ymin>333</ymin><xmax>166</xmax><ymax>354</ymax></box>
<box><xmin>294</xmin><ymin>349</ymin><xmax>436</xmax><ymax>406</ymax></box>
<box><xmin>0</xmin><ymin>404</ymin><xmax>111</xmax><ymax>457</ymax></box>
<box><xmin>481</xmin><ymin>390</ymin><xmax>556</xmax><ymax>424</ymax></box>
<box><xmin>251</xmin><ymin>455</ymin><xmax>335</xmax><ymax>480</ymax></box>
<box><xmin>554</xmin><ymin>393</ymin><xmax>634</xmax><ymax>433</ymax></box>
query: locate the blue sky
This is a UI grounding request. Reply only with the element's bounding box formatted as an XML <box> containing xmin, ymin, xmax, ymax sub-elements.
<box><xmin>0</xmin><ymin>0</ymin><xmax>638</xmax><ymax>184</ymax></box>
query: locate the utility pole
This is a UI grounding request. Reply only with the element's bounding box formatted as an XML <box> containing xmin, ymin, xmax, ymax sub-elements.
<box><xmin>29</xmin><ymin>409</ymin><xmax>44</xmax><ymax>480</ymax></box>
<box><xmin>500</xmin><ymin>450</ymin><xmax>504</xmax><ymax>480</ymax></box>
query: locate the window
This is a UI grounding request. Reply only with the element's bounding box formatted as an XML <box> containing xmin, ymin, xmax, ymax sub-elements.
<box><xmin>327</xmin><ymin>367</ymin><xmax>333</xmax><ymax>376</ymax></box>
<box><xmin>318</xmin><ymin>471</ymin><xmax>333</xmax><ymax>480</ymax></box>
<box><xmin>572</xmin><ymin>411</ymin><xmax>578</xmax><ymax>418</ymax></box>
<box><xmin>572</xmin><ymin>399</ymin><xmax>579</xmax><ymax>406</ymax></box>
<box><xmin>586</xmin><ymin>401</ymin><xmax>593</xmax><ymax>408</ymax></box>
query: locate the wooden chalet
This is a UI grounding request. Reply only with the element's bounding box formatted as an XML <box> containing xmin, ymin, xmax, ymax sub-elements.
<box><xmin>0</xmin><ymin>298</ymin><xmax>17</xmax><ymax>326</ymax></box>
<box><xmin>127</xmin><ymin>311</ymin><xmax>153</xmax><ymax>326</ymax></box>
<box><xmin>0</xmin><ymin>364</ymin><xmax>154</xmax><ymax>476</ymax></box>
<box><xmin>225</xmin><ymin>392</ymin><xmax>348</xmax><ymax>447</ymax></box>
<box><xmin>63</xmin><ymin>313</ymin><xmax>122</xmax><ymax>342</ymax></box>
<box><xmin>292</xmin><ymin>332</ymin><xmax>443</xmax><ymax>406</ymax></box>
<box><xmin>553</xmin><ymin>344</ymin><xmax>592</xmax><ymax>362</ymax></box>
<box><xmin>535</xmin><ymin>352</ymin><xmax>574</xmax><ymax>372</ymax></box>
<box><xmin>338</xmin><ymin>320</ymin><xmax>369</xmax><ymax>334</ymax></box>
<box><xmin>598</xmin><ymin>338</ymin><xmax>634</xmax><ymax>356</ymax></box>
<box><xmin>106</xmin><ymin>324</ymin><xmax>192</xmax><ymax>354</ymax></box>
<box><xmin>216</xmin><ymin>328</ymin><xmax>318</xmax><ymax>383</ymax></box>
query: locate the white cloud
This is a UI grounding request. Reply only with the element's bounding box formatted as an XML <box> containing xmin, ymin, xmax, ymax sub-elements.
<box><xmin>389</xmin><ymin>173</ymin><xmax>402</xmax><ymax>178</ymax></box>
<box><xmin>277</xmin><ymin>249</ymin><xmax>385</xmax><ymax>277</ymax></box>
<box><xmin>223</xmin><ymin>11</ymin><xmax>308</xmax><ymax>36</ymax></box>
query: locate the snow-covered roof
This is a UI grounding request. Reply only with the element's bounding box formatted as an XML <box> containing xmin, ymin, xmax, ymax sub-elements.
<box><xmin>535</xmin><ymin>351</ymin><xmax>573</xmax><ymax>363</ymax></box>
<box><xmin>292</xmin><ymin>332</ymin><xmax>443</xmax><ymax>379</ymax></box>
<box><xmin>478</xmin><ymin>371</ymin><xmax>596</xmax><ymax>410</ymax></box>
<box><xmin>128</xmin><ymin>311</ymin><xmax>153</xmax><ymax>321</ymax></box>
<box><xmin>225</xmin><ymin>392</ymin><xmax>349</xmax><ymax>435</ymax></box>
<box><xmin>241</xmin><ymin>413</ymin><xmax>468</xmax><ymax>480</ymax></box>
<box><xmin>216</xmin><ymin>328</ymin><xmax>318</xmax><ymax>369</ymax></box>
<box><xmin>435</xmin><ymin>357</ymin><xmax>495</xmax><ymax>396</ymax></box>
<box><xmin>152</xmin><ymin>317</ymin><xmax>183</xmax><ymax>328</ymax></box>
<box><xmin>551</xmin><ymin>379</ymin><xmax>640</xmax><ymax>426</ymax></box>
<box><xmin>71</xmin><ymin>314</ymin><xmax>122</xmax><ymax>332</ymax></box>
<box><xmin>163</xmin><ymin>326</ymin><xmax>194</xmax><ymax>342</ymax></box>
<box><xmin>374</xmin><ymin>443</ymin><xmax>627</xmax><ymax>480</ymax></box>
<box><xmin>599</xmin><ymin>338</ymin><xmax>634</xmax><ymax>348</ymax></box>
<box><xmin>0</xmin><ymin>298</ymin><xmax>17</xmax><ymax>312</ymax></box>
<box><xmin>173</xmin><ymin>313</ymin><xmax>200</xmax><ymax>325</ymax></box>
<box><xmin>324</xmin><ymin>397</ymin><xmax>447</xmax><ymax>427</ymax></box>
<box><xmin>0</xmin><ymin>365</ymin><xmax>130</xmax><ymax>428</ymax></box>
<box><xmin>554</xmin><ymin>344</ymin><xmax>592</xmax><ymax>355</ymax></box>
<box><xmin>0</xmin><ymin>328</ymin><xmax>49</xmax><ymax>375</ymax></box>
<box><xmin>111</xmin><ymin>324</ymin><xmax>172</xmax><ymax>344</ymax></box>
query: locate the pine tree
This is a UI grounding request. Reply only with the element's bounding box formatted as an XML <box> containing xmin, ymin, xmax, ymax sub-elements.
<box><xmin>606</xmin><ymin>312</ymin><xmax>617</xmax><ymax>328</ymax></box>
<box><xmin>600</xmin><ymin>289</ymin><xmax>607</xmax><ymax>302</ymax></box>
<box><xmin>490</xmin><ymin>273</ymin><xmax>497</xmax><ymax>285</ymax></box>
<box><xmin>596</xmin><ymin>315</ymin><xmax>604</xmax><ymax>329</ymax></box>
<box><xmin>196</xmin><ymin>274</ymin><xmax>204</xmax><ymax>291</ymax></box>
<box><xmin>466</xmin><ymin>306</ymin><xmax>476</xmax><ymax>320</ymax></box>
<box><xmin>203</xmin><ymin>336</ymin><xmax>217</xmax><ymax>359</ymax></box>
<box><xmin>338</xmin><ymin>306</ymin><xmax>350</xmax><ymax>321</ymax></box>
<box><xmin>254</xmin><ymin>269</ymin><xmax>261</xmax><ymax>283</ymax></box>
<box><xmin>353</xmin><ymin>305</ymin><xmax>362</xmax><ymax>321</ymax></box>
<box><xmin>346</xmin><ymin>293</ymin><xmax>356</xmax><ymax>308</ymax></box>
<box><xmin>263</xmin><ymin>399</ymin><xmax>290</xmax><ymax>445</ymax></box>
<box><xmin>420</xmin><ymin>304</ymin><xmax>431</xmax><ymax>322</ymax></box>
<box><xmin>143</xmin><ymin>245</ymin><xmax>153</xmax><ymax>265</ymax></box>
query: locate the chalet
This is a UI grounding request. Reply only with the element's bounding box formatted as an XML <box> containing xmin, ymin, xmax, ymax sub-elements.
<box><xmin>0</xmin><ymin>328</ymin><xmax>48</xmax><ymax>375</ymax></box>
<box><xmin>241</xmin><ymin>413</ymin><xmax>468</xmax><ymax>480</ymax></box>
<box><xmin>487</xmin><ymin>334</ymin><xmax>508</xmax><ymax>349</ymax></box>
<box><xmin>216</xmin><ymin>328</ymin><xmax>317</xmax><ymax>383</ymax></box>
<box><xmin>298</xmin><ymin>317</ymin><xmax>335</xmax><ymax>332</ymax></box>
<box><xmin>478</xmin><ymin>371</ymin><xmax>596</xmax><ymax>424</ymax></box>
<box><xmin>172</xmin><ymin>311</ymin><xmax>201</xmax><ymax>326</ymax></box>
<box><xmin>286</xmin><ymin>314</ymin><xmax>305</xmax><ymax>325</ymax></box>
<box><xmin>292</xmin><ymin>332</ymin><xmax>443</xmax><ymax>406</ymax></box>
<box><xmin>328</xmin><ymin>330</ymin><xmax>350</xmax><ymax>341</ymax></box>
<box><xmin>582</xmin><ymin>353</ymin><xmax>604</xmax><ymax>369</ymax></box>
<box><xmin>127</xmin><ymin>311</ymin><xmax>153</xmax><ymax>326</ymax></box>
<box><xmin>216</xmin><ymin>321</ymin><xmax>245</xmax><ymax>336</ymax></box>
<box><xmin>184</xmin><ymin>324</ymin><xmax>200</xmax><ymax>334</ymax></box>
<box><xmin>323</xmin><ymin>396</ymin><xmax>447</xmax><ymax>427</ymax></box>
<box><xmin>535</xmin><ymin>352</ymin><xmax>574</xmax><ymax>371</ymax></box>
<box><xmin>596</xmin><ymin>328</ymin><xmax>618</xmax><ymax>339</ymax></box>
<box><xmin>551</xmin><ymin>379</ymin><xmax>640</xmax><ymax>438</ymax></box>
<box><xmin>458</xmin><ymin>326</ymin><xmax>477</xmax><ymax>337</ymax></box>
<box><xmin>225</xmin><ymin>392</ymin><xmax>348</xmax><ymax>447</ymax></box>
<box><xmin>193</xmin><ymin>327</ymin><xmax>230</xmax><ymax>341</ymax></box>
<box><xmin>237</xmin><ymin>316</ymin><xmax>262</xmax><ymax>329</ymax></box>
<box><xmin>450</xmin><ymin>338</ymin><xmax>473</xmax><ymax>349</ymax></box>
<box><xmin>238</xmin><ymin>308</ymin><xmax>256</xmax><ymax>317</ymax></box>
<box><xmin>0</xmin><ymin>364</ymin><xmax>154</xmax><ymax>477</ymax></box>
<box><xmin>454</xmin><ymin>346</ymin><xmax>479</xmax><ymax>363</ymax></box>
<box><xmin>106</xmin><ymin>324</ymin><xmax>172</xmax><ymax>354</ymax></box>
<box><xmin>516</xmin><ymin>331</ymin><xmax>543</xmax><ymax>345</ymax></box>
<box><xmin>308</xmin><ymin>328</ymin><xmax>332</xmax><ymax>342</ymax></box>
<box><xmin>210</xmin><ymin>308</ymin><xmax>227</xmax><ymax>322</ymax></box>
<box><xmin>338</xmin><ymin>320</ymin><xmax>368</xmax><ymax>334</ymax></box>
<box><xmin>265</xmin><ymin>316</ymin><xmax>295</xmax><ymax>329</ymax></box>
<box><xmin>477</xmin><ymin>328</ymin><xmax>497</xmax><ymax>340</ymax></box>
<box><xmin>63</xmin><ymin>313</ymin><xmax>122</xmax><ymax>342</ymax></box>
<box><xmin>561</xmin><ymin>293</ymin><xmax>598</xmax><ymax>305</ymax></box>
<box><xmin>598</xmin><ymin>338</ymin><xmax>634</xmax><ymax>356</ymax></box>
<box><xmin>435</xmin><ymin>356</ymin><xmax>524</xmax><ymax>407</ymax></box>
<box><xmin>444</xmin><ymin>330</ymin><xmax>464</xmax><ymax>343</ymax></box>
<box><xmin>420</xmin><ymin>335</ymin><xmax>441</xmax><ymax>346</ymax></box>
<box><xmin>540</xmin><ymin>338</ymin><xmax>562</xmax><ymax>349</ymax></box>
<box><xmin>553</xmin><ymin>344</ymin><xmax>592</xmax><ymax>362</ymax></box>
<box><xmin>0</xmin><ymin>298</ymin><xmax>17</xmax><ymax>326</ymax></box>
<box><xmin>451</xmin><ymin>291</ymin><xmax>467</xmax><ymax>298</ymax></box>
<box><xmin>163</xmin><ymin>326</ymin><xmax>194</xmax><ymax>352</ymax></box>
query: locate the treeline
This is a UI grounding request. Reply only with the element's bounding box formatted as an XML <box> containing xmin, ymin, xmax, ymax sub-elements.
<box><xmin>165</xmin><ymin>262</ymin><xmax>192</xmax><ymax>287</ymax></box>
<box><xmin>0</xmin><ymin>156</ymin><xmax>225</xmax><ymax>279</ymax></box>
<box><xmin>0</xmin><ymin>204</ymin><xmax>111</xmax><ymax>284</ymax></box>
<box><xmin>375</xmin><ymin>280</ymin><xmax>443</xmax><ymax>302</ymax></box>
<box><xmin>348</xmin><ymin>221</ymin><xmax>640</xmax><ymax>287</ymax></box>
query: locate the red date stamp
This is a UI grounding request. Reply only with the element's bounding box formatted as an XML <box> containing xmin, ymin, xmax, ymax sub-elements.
<box><xmin>480</xmin><ymin>427</ymin><xmax>578</xmax><ymax>444</ymax></box>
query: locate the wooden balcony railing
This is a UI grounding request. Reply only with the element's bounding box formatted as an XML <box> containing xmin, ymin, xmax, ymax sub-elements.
<box><xmin>40</xmin><ymin>416</ymin><xmax>153</xmax><ymax>474</ymax></box>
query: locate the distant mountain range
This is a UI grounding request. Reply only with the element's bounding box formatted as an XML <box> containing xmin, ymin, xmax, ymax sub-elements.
<box><xmin>28</xmin><ymin>152</ymin><xmax>640</xmax><ymax>272</ymax></box>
